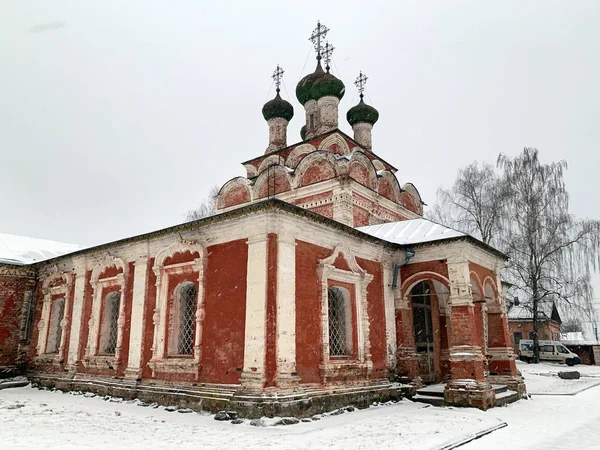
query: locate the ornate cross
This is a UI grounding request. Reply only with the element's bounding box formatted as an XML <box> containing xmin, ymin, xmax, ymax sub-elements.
<box><xmin>355</xmin><ymin>71</ymin><xmax>368</xmax><ymax>98</ymax></box>
<box><xmin>272</xmin><ymin>65</ymin><xmax>284</xmax><ymax>92</ymax></box>
<box><xmin>309</xmin><ymin>21</ymin><xmax>329</xmax><ymax>59</ymax></box>
<box><xmin>323</xmin><ymin>42</ymin><xmax>334</xmax><ymax>70</ymax></box>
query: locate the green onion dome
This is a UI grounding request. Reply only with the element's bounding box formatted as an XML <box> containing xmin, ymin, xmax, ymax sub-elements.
<box><xmin>346</xmin><ymin>97</ymin><xmax>379</xmax><ymax>126</ymax></box>
<box><xmin>310</xmin><ymin>72</ymin><xmax>345</xmax><ymax>101</ymax></box>
<box><xmin>295</xmin><ymin>61</ymin><xmax>326</xmax><ymax>105</ymax></box>
<box><xmin>262</xmin><ymin>90</ymin><xmax>294</xmax><ymax>121</ymax></box>
<box><xmin>300</xmin><ymin>125</ymin><xmax>307</xmax><ymax>141</ymax></box>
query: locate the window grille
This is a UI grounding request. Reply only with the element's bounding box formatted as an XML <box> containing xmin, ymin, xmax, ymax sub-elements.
<box><xmin>103</xmin><ymin>292</ymin><xmax>120</xmax><ymax>355</ymax></box>
<box><xmin>328</xmin><ymin>287</ymin><xmax>350</xmax><ymax>356</ymax></box>
<box><xmin>177</xmin><ymin>283</ymin><xmax>197</xmax><ymax>355</ymax></box>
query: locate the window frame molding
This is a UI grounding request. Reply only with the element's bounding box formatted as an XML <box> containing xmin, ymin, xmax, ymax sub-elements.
<box><xmin>149</xmin><ymin>240</ymin><xmax>204</xmax><ymax>375</ymax></box>
<box><xmin>84</xmin><ymin>254</ymin><xmax>128</xmax><ymax>370</ymax></box>
<box><xmin>317</xmin><ymin>245</ymin><xmax>373</xmax><ymax>382</ymax></box>
<box><xmin>36</xmin><ymin>269</ymin><xmax>73</xmax><ymax>362</ymax></box>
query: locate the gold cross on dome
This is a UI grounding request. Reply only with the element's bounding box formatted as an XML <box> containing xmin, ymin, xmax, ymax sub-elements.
<box><xmin>355</xmin><ymin>71</ymin><xmax>368</xmax><ymax>97</ymax></box>
<box><xmin>272</xmin><ymin>65</ymin><xmax>284</xmax><ymax>91</ymax></box>
<box><xmin>309</xmin><ymin>20</ymin><xmax>329</xmax><ymax>59</ymax></box>
<box><xmin>323</xmin><ymin>42</ymin><xmax>334</xmax><ymax>70</ymax></box>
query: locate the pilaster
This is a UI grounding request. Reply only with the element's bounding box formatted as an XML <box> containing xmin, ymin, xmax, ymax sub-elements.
<box><xmin>382</xmin><ymin>261</ymin><xmax>397</xmax><ymax>371</ymax></box>
<box><xmin>275</xmin><ymin>233</ymin><xmax>301</xmax><ymax>389</ymax></box>
<box><xmin>125</xmin><ymin>255</ymin><xmax>149</xmax><ymax>380</ymax></box>
<box><xmin>239</xmin><ymin>234</ymin><xmax>269</xmax><ymax>391</ymax></box>
<box><xmin>66</xmin><ymin>265</ymin><xmax>86</xmax><ymax>372</ymax></box>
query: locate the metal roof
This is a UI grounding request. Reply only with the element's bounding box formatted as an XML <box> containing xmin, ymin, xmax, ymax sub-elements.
<box><xmin>356</xmin><ymin>218</ymin><xmax>467</xmax><ymax>246</ymax></box>
<box><xmin>0</xmin><ymin>232</ymin><xmax>84</xmax><ymax>265</ymax></box>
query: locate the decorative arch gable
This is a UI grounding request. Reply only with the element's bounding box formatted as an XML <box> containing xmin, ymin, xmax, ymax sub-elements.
<box><xmin>216</xmin><ymin>177</ymin><xmax>252</xmax><ymax>210</ymax></box>
<box><xmin>253</xmin><ymin>164</ymin><xmax>292</xmax><ymax>199</ymax></box>
<box><xmin>295</xmin><ymin>151</ymin><xmax>338</xmax><ymax>188</ymax></box>
<box><xmin>402</xmin><ymin>183</ymin><xmax>424</xmax><ymax>216</ymax></box>
<box><xmin>378</xmin><ymin>171</ymin><xmax>402</xmax><ymax>203</ymax></box>
<box><xmin>349</xmin><ymin>151</ymin><xmax>378</xmax><ymax>190</ymax></box>
<box><xmin>91</xmin><ymin>254</ymin><xmax>127</xmax><ymax>283</ymax></box>
<box><xmin>256</xmin><ymin>155</ymin><xmax>286</xmax><ymax>175</ymax></box>
<box><xmin>243</xmin><ymin>163</ymin><xmax>258</xmax><ymax>178</ymax></box>
<box><xmin>318</xmin><ymin>133</ymin><xmax>350</xmax><ymax>155</ymax></box>
<box><xmin>319</xmin><ymin>245</ymin><xmax>367</xmax><ymax>276</ymax></box>
<box><xmin>286</xmin><ymin>143</ymin><xmax>316</xmax><ymax>169</ymax></box>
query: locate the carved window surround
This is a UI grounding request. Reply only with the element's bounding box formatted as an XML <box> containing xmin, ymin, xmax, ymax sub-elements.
<box><xmin>317</xmin><ymin>245</ymin><xmax>373</xmax><ymax>383</ymax></box>
<box><xmin>35</xmin><ymin>270</ymin><xmax>73</xmax><ymax>363</ymax></box>
<box><xmin>149</xmin><ymin>241</ymin><xmax>204</xmax><ymax>375</ymax></box>
<box><xmin>84</xmin><ymin>255</ymin><xmax>128</xmax><ymax>370</ymax></box>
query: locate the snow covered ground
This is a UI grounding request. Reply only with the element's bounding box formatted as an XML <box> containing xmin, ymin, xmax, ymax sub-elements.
<box><xmin>1</xmin><ymin>361</ymin><xmax>599</xmax><ymax>450</ymax></box>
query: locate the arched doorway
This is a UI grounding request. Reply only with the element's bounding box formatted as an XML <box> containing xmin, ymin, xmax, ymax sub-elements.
<box><xmin>411</xmin><ymin>281</ymin><xmax>435</xmax><ymax>382</ymax></box>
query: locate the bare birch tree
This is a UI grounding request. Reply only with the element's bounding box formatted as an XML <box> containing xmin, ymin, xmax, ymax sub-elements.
<box><xmin>426</xmin><ymin>162</ymin><xmax>509</xmax><ymax>245</ymax></box>
<box><xmin>497</xmin><ymin>148</ymin><xmax>600</xmax><ymax>362</ymax></box>
<box><xmin>429</xmin><ymin>148</ymin><xmax>600</xmax><ymax>363</ymax></box>
<box><xmin>185</xmin><ymin>185</ymin><xmax>219</xmax><ymax>221</ymax></box>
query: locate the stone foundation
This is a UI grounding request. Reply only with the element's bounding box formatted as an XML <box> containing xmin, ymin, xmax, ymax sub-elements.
<box><xmin>28</xmin><ymin>372</ymin><xmax>415</xmax><ymax>419</ymax></box>
<box><xmin>444</xmin><ymin>379</ymin><xmax>496</xmax><ymax>410</ymax></box>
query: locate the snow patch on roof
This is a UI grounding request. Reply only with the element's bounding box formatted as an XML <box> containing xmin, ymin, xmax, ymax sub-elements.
<box><xmin>356</xmin><ymin>219</ymin><xmax>467</xmax><ymax>245</ymax></box>
<box><xmin>0</xmin><ymin>232</ymin><xmax>84</xmax><ymax>265</ymax></box>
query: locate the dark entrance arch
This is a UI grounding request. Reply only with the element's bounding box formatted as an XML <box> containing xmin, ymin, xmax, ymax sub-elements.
<box><xmin>411</xmin><ymin>281</ymin><xmax>435</xmax><ymax>382</ymax></box>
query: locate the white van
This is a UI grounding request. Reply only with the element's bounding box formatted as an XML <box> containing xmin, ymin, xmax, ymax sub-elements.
<box><xmin>519</xmin><ymin>339</ymin><xmax>581</xmax><ymax>366</ymax></box>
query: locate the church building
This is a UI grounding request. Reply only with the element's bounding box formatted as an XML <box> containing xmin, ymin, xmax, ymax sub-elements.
<box><xmin>0</xmin><ymin>23</ymin><xmax>524</xmax><ymax>415</ymax></box>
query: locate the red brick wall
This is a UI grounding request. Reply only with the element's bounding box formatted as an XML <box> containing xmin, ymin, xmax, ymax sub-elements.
<box><xmin>201</xmin><ymin>239</ymin><xmax>248</xmax><ymax>384</ymax></box>
<box><xmin>356</xmin><ymin>258</ymin><xmax>387</xmax><ymax>378</ymax></box>
<box><xmin>0</xmin><ymin>270</ymin><xmax>34</xmax><ymax>367</ymax></box>
<box><xmin>295</xmin><ymin>241</ymin><xmax>329</xmax><ymax>383</ymax></box>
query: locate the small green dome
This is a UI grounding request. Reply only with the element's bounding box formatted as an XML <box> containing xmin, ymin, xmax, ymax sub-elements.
<box><xmin>347</xmin><ymin>97</ymin><xmax>379</xmax><ymax>126</ymax></box>
<box><xmin>300</xmin><ymin>125</ymin><xmax>306</xmax><ymax>141</ymax></box>
<box><xmin>295</xmin><ymin>61</ymin><xmax>326</xmax><ymax>105</ymax></box>
<box><xmin>310</xmin><ymin>72</ymin><xmax>345</xmax><ymax>101</ymax></box>
<box><xmin>262</xmin><ymin>90</ymin><xmax>294</xmax><ymax>121</ymax></box>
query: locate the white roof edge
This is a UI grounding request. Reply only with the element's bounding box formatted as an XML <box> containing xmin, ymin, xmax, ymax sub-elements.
<box><xmin>356</xmin><ymin>218</ymin><xmax>468</xmax><ymax>246</ymax></box>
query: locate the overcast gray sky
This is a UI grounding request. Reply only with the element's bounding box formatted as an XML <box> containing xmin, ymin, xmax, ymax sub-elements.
<box><xmin>2</xmin><ymin>1</ymin><xmax>599</xmax><ymax>250</ymax></box>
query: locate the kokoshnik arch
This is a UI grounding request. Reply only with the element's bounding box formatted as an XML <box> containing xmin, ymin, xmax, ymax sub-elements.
<box><xmin>0</xmin><ymin>23</ymin><xmax>525</xmax><ymax>415</ymax></box>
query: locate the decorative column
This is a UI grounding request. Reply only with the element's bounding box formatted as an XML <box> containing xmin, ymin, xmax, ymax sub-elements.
<box><xmin>382</xmin><ymin>261</ymin><xmax>397</xmax><ymax>372</ymax></box>
<box><xmin>444</xmin><ymin>256</ymin><xmax>495</xmax><ymax>409</ymax></box>
<box><xmin>275</xmin><ymin>234</ymin><xmax>301</xmax><ymax>390</ymax></box>
<box><xmin>239</xmin><ymin>234</ymin><xmax>269</xmax><ymax>391</ymax></box>
<box><xmin>66</xmin><ymin>265</ymin><xmax>86</xmax><ymax>373</ymax></box>
<box><xmin>125</xmin><ymin>255</ymin><xmax>149</xmax><ymax>380</ymax></box>
<box><xmin>486</xmin><ymin>263</ymin><xmax>526</xmax><ymax>394</ymax></box>
<box><xmin>332</xmin><ymin>185</ymin><xmax>354</xmax><ymax>227</ymax></box>
<box><xmin>395</xmin><ymin>278</ymin><xmax>421</xmax><ymax>385</ymax></box>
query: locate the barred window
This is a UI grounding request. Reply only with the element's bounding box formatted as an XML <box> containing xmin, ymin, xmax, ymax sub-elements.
<box><xmin>168</xmin><ymin>282</ymin><xmax>197</xmax><ymax>356</ymax></box>
<box><xmin>46</xmin><ymin>297</ymin><xmax>65</xmax><ymax>354</ymax></box>
<box><xmin>328</xmin><ymin>286</ymin><xmax>352</xmax><ymax>356</ymax></box>
<box><xmin>99</xmin><ymin>292</ymin><xmax>120</xmax><ymax>355</ymax></box>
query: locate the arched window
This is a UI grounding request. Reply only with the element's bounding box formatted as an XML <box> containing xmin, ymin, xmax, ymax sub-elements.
<box><xmin>328</xmin><ymin>286</ymin><xmax>352</xmax><ymax>356</ymax></box>
<box><xmin>168</xmin><ymin>282</ymin><xmax>197</xmax><ymax>356</ymax></box>
<box><xmin>46</xmin><ymin>297</ymin><xmax>65</xmax><ymax>354</ymax></box>
<box><xmin>99</xmin><ymin>292</ymin><xmax>120</xmax><ymax>355</ymax></box>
